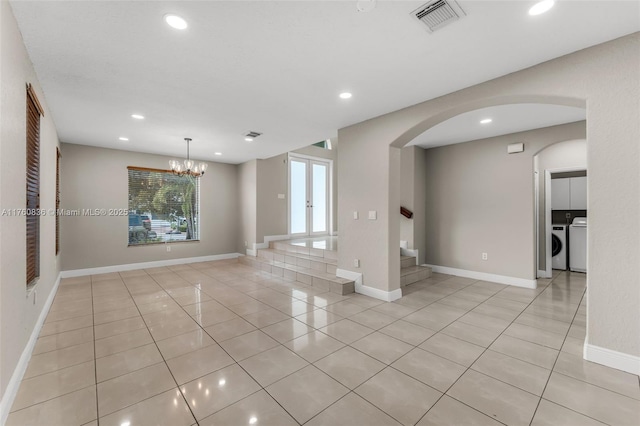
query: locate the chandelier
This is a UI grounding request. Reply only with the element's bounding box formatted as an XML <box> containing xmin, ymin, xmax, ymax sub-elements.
<box><xmin>169</xmin><ymin>138</ymin><xmax>208</xmax><ymax>176</ymax></box>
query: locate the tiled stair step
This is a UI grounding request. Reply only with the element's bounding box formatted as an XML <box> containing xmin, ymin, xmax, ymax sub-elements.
<box><xmin>258</xmin><ymin>248</ymin><xmax>337</xmax><ymax>275</ymax></box>
<box><xmin>401</xmin><ymin>255</ymin><xmax>416</xmax><ymax>268</ymax></box>
<box><xmin>401</xmin><ymin>265</ymin><xmax>433</xmax><ymax>287</ymax></box>
<box><xmin>239</xmin><ymin>255</ymin><xmax>354</xmax><ymax>295</ymax></box>
<box><xmin>270</xmin><ymin>241</ymin><xmax>338</xmax><ymax>260</ymax></box>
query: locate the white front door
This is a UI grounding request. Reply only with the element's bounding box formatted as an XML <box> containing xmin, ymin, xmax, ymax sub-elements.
<box><xmin>289</xmin><ymin>156</ymin><xmax>329</xmax><ymax>236</ymax></box>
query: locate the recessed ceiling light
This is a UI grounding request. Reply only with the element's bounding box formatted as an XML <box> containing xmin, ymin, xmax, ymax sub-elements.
<box><xmin>214</xmin><ymin>152</ymin><xmax>222</xmax><ymax>156</ymax></box>
<box><xmin>339</xmin><ymin>92</ymin><xmax>352</xmax><ymax>99</ymax></box>
<box><xmin>529</xmin><ymin>0</ymin><xmax>555</xmax><ymax>16</ymax></box>
<box><xmin>244</xmin><ymin>137</ymin><xmax>253</xmax><ymax>142</ymax></box>
<box><xmin>164</xmin><ymin>14</ymin><xmax>188</xmax><ymax>30</ymax></box>
<box><xmin>480</xmin><ymin>118</ymin><xmax>493</xmax><ymax>124</ymax></box>
<box><xmin>119</xmin><ymin>137</ymin><xmax>129</xmax><ymax>141</ymax></box>
<box><xmin>131</xmin><ymin>114</ymin><xmax>145</xmax><ymax>120</ymax></box>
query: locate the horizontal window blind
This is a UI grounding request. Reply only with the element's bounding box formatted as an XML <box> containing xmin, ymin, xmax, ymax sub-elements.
<box><xmin>26</xmin><ymin>85</ymin><xmax>42</xmax><ymax>286</ymax></box>
<box><xmin>127</xmin><ymin>167</ymin><xmax>200</xmax><ymax>245</ymax></box>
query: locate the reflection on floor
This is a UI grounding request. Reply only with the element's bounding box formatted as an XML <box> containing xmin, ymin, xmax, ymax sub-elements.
<box><xmin>7</xmin><ymin>262</ymin><xmax>640</xmax><ymax>425</ymax></box>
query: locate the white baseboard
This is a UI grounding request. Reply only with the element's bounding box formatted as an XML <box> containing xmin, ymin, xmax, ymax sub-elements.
<box><xmin>424</xmin><ymin>264</ymin><xmax>537</xmax><ymax>289</ymax></box>
<box><xmin>60</xmin><ymin>253</ymin><xmax>242</xmax><ymax>278</ymax></box>
<box><xmin>0</xmin><ymin>273</ymin><xmax>61</xmax><ymax>425</ymax></box>
<box><xmin>336</xmin><ymin>268</ymin><xmax>402</xmax><ymax>302</ymax></box>
<box><xmin>584</xmin><ymin>343</ymin><xmax>640</xmax><ymax>375</ymax></box>
<box><xmin>401</xmin><ymin>248</ymin><xmax>419</xmax><ymax>265</ymax></box>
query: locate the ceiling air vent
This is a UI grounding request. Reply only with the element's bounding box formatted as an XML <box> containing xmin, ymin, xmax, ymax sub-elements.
<box><xmin>411</xmin><ymin>0</ymin><xmax>465</xmax><ymax>33</ymax></box>
<box><xmin>245</xmin><ymin>131</ymin><xmax>262</xmax><ymax>138</ymax></box>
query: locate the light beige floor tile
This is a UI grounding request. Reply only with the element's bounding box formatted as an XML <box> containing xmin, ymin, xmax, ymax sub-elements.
<box><xmin>447</xmin><ymin>370</ymin><xmax>539</xmax><ymax>426</ymax></box>
<box><xmin>228</xmin><ymin>299</ymin><xmax>272</xmax><ymax>315</ymax></box>
<box><xmin>314</xmin><ymin>346</ymin><xmax>385</xmax><ymax>389</ymax></box>
<box><xmin>156</xmin><ymin>328</ymin><xmax>215</xmax><ymax>360</ymax></box>
<box><xmin>531</xmin><ymin>399</ymin><xmax>606</xmax><ymax>426</ymax></box>
<box><xmin>240</xmin><ymin>345</ymin><xmax>309</xmax><ymax>386</ymax></box>
<box><xmin>306</xmin><ymin>392</ymin><xmax>401</xmax><ymax>426</ymax></box>
<box><xmin>275</xmin><ymin>300</ymin><xmax>318</xmax><ymax>316</ymax></box>
<box><xmin>147</xmin><ymin>316</ymin><xmax>200</xmax><ymax>341</ymax></box>
<box><xmin>416</xmin><ymin>395</ymin><xmax>502</xmax><ymax>426</ymax></box>
<box><xmin>441</xmin><ymin>320</ymin><xmax>501</xmax><ymax>348</ymax></box>
<box><xmin>219</xmin><ymin>330</ymin><xmax>279</xmax><ymax>361</ymax></box>
<box><xmin>142</xmin><ymin>307</ymin><xmax>191</xmax><ymax>326</ymax></box>
<box><xmin>372</xmin><ymin>302</ymin><xmax>418</xmax><ymax>319</ymax></box>
<box><xmin>242</xmin><ymin>307</ymin><xmax>290</xmax><ymax>328</ymax></box>
<box><xmin>403</xmin><ymin>305</ymin><xmax>466</xmax><ymax>331</ymax></box>
<box><xmin>471</xmin><ymin>349</ymin><xmax>551</xmax><ymax>396</ymax></box>
<box><xmin>199</xmin><ymin>390</ymin><xmax>298</xmax><ymax>426</ymax></box>
<box><xmin>6</xmin><ymin>385</ymin><xmax>96</xmax><ymax>426</ymax></box>
<box><xmin>356</xmin><ymin>367</ymin><xmax>441</xmax><ymax>426</ymax></box>
<box><xmin>504</xmin><ymin>322</ymin><xmax>565</xmax><ymax>350</ymax></box>
<box><xmin>458</xmin><ymin>311</ymin><xmax>511</xmax><ymax>333</ymax></box>
<box><xmin>419</xmin><ymin>333</ymin><xmax>484</xmax><ymax>367</ymax></box>
<box><xmin>190</xmin><ymin>306</ymin><xmax>238</xmax><ymax>327</ymax></box>
<box><xmin>93</xmin><ymin>306</ymin><xmax>140</xmax><ymax>326</ymax></box>
<box><xmin>284</xmin><ymin>330</ymin><xmax>345</xmax><ymax>363</ymax></box>
<box><xmin>543</xmin><ymin>372</ymin><xmax>640</xmax><ymax>425</ymax></box>
<box><xmin>204</xmin><ymin>317</ymin><xmax>257</xmax><ymax>342</ymax></box>
<box><xmin>351</xmin><ymin>332</ymin><xmax>413</xmax><ymax>364</ymax></box>
<box><xmin>318</xmin><ymin>319</ymin><xmax>374</xmax><ymax>344</ymax></box>
<box><xmin>181</xmin><ymin>364</ymin><xmax>261</xmax><ymax>420</ymax></box>
<box><xmin>99</xmin><ymin>388</ymin><xmax>195</xmax><ymax>426</ymax></box>
<box><xmin>515</xmin><ymin>312</ymin><xmax>571</xmax><ymax>335</ymax></box>
<box><xmin>45</xmin><ymin>305</ymin><xmax>94</xmax><ymax>323</ymax></box>
<box><xmin>483</xmin><ymin>296</ymin><xmax>529</xmax><ymax>312</ymax></box>
<box><xmin>96</xmin><ymin>343</ymin><xmax>163</xmax><ymax>382</ymax></box>
<box><xmin>266</xmin><ymin>365</ymin><xmax>349</xmax><ymax>424</ymax></box>
<box><xmin>167</xmin><ymin>344</ymin><xmax>234</xmax><ymax>384</ymax></box>
<box><xmin>561</xmin><ymin>336</ymin><xmax>584</xmax><ymax>357</ymax></box>
<box><xmin>349</xmin><ymin>309</ymin><xmax>397</xmax><ymax>330</ymax></box>
<box><xmin>324</xmin><ymin>300</ymin><xmax>368</xmax><ymax>317</ymax></box>
<box><xmin>294</xmin><ymin>309</ymin><xmax>343</xmax><ymax>328</ymax></box>
<box><xmin>489</xmin><ymin>334</ymin><xmax>559</xmax><ymax>370</ymax></box>
<box><xmin>392</xmin><ymin>348</ymin><xmax>466</xmax><ymax>392</ymax></box>
<box><xmin>136</xmin><ymin>299</ymin><xmax>181</xmax><ymax>314</ymax></box>
<box><xmin>24</xmin><ymin>342</ymin><xmax>94</xmax><ymax>379</ymax></box>
<box><xmin>95</xmin><ymin>328</ymin><xmax>154</xmax><ymax>358</ymax></box>
<box><xmin>471</xmin><ymin>303</ymin><xmax>522</xmax><ymax>321</ymax></box>
<box><xmin>94</xmin><ymin>316</ymin><xmax>146</xmax><ymax>340</ymax></box>
<box><xmin>553</xmin><ymin>351</ymin><xmax>640</xmax><ymax>400</ymax></box>
<box><xmin>261</xmin><ymin>318</ymin><xmax>313</xmax><ymax>343</ymax></box>
<box><xmin>437</xmin><ymin>295</ymin><xmax>482</xmax><ymax>311</ymax></box>
<box><xmin>39</xmin><ymin>315</ymin><xmax>93</xmax><ymax>337</ymax></box>
<box><xmin>379</xmin><ymin>320</ymin><xmax>436</xmax><ymax>346</ymax></box>
<box><xmin>97</xmin><ymin>362</ymin><xmax>175</xmax><ymax>416</ymax></box>
<box><xmin>32</xmin><ymin>326</ymin><xmax>94</xmax><ymax>355</ymax></box>
<box><xmin>11</xmin><ymin>361</ymin><xmax>96</xmax><ymax>411</ymax></box>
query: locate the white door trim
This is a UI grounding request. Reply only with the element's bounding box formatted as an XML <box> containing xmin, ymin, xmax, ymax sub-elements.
<box><xmin>288</xmin><ymin>153</ymin><xmax>332</xmax><ymax>237</ymax></box>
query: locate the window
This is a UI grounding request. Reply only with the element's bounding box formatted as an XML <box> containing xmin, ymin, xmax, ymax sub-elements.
<box><xmin>312</xmin><ymin>139</ymin><xmax>332</xmax><ymax>150</ymax></box>
<box><xmin>56</xmin><ymin>148</ymin><xmax>61</xmax><ymax>255</ymax></box>
<box><xmin>26</xmin><ymin>84</ymin><xmax>44</xmax><ymax>286</ymax></box>
<box><xmin>127</xmin><ymin>167</ymin><xmax>200</xmax><ymax>246</ymax></box>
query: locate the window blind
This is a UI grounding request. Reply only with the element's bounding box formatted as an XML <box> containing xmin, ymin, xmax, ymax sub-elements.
<box><xmin>26</xmin><ymin>84</ymin><xmax>43</xmax><ymax>286</ymax></box>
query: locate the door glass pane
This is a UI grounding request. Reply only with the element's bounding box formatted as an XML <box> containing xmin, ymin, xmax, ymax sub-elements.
<box><xmin>290</xmin><ymin>160</ymin><xmax>307</xmax><ymax>234</ymax></box>
<box><xmin>312</xmin><ymin>163</ymin><xmax>327</xmax><ymax>233</ymax></box>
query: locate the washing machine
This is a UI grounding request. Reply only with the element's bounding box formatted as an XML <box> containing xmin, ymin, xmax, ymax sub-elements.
<box><xmin>551</xmin><ymin>224</ymin><xmax>568</xmax><ymax>270</ymax></box>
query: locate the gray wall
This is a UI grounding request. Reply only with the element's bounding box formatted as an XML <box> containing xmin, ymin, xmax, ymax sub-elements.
<box><xmin>400</xmin><ymin>146</ymin><xmax>427</xmax><ymax>265</ymax></box>
<box><xmin>534</xmin><ymin>138</ymin><xmax>587</xmax><ymax>272</ymax></box>
<box><xmin>238</xmin><ymin>160</ymin><xmax>257</xmax><ymax>252</ymax></box>
<box><xmin>423</xmin><ymin>122</ymin><xmax>585</xmax><ymax>279</ymax></box>
<box><xmin>0</xmin><ymin>0</ymin><xmax>61</xmax><ymax>405</ymax></box>
<box><xmin>338</xmin><ymin>33</ymin><xmax>639</xmax><ymax>360</ymax></box>
<box><xmin>60</xmin><ymin>144</ymin><xmax>239</xmax><ymax>270</ymax></box>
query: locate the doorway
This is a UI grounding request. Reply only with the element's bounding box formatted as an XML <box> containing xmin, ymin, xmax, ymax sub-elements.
<box><xmin>288</xmin><ymin>154</ymin><xmax>331</xmax><ymax>236</ymax></box>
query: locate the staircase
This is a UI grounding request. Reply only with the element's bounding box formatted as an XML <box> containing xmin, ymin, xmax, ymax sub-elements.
<box><xmin>239</xmin><ymin>240</ymin><xmax>355</xmax><ymax>295</ymax></box>
<box><xmin>401</xmin><ymin>254</ymin><xmax>432</xmax><ymax>287</ymax></box>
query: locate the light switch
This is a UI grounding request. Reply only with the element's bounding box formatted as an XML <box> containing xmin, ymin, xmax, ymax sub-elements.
<box><xmin>277</xmin><ymin>194</ymin><xmax>285</xmax><ymax>199</ymax></box>
<box><xmin>368</xmin><ymin>211</ymin><xmax>377</xmax><ymax>220</ymax></box>
<box><xmin>353</xmin><ymin>211</ymin><xmax>359</xmax><ymax>220</ymax></box>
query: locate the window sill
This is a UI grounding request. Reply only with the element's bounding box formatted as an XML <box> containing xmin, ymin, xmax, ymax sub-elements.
<box><xmin>128</xmin><ymin>239</ymin><xmax>200</xmax><ymax>247</ymax></box>
<box><xmin>26</xmin><ymin>278</ymin><xmax>39</xmax><ymax>297</ymax></box>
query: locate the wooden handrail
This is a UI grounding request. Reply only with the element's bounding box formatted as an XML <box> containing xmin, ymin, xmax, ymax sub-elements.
<box><xmin>401</xmin><ymin>206</ymin><xmax>413</xmax><ymax>219</ymax></box>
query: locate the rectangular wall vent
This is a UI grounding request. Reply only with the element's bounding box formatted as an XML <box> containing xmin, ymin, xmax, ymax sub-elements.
<box><xmin>411</xmin><ymin>0</ymin><xmax>465</xmax><ymax>33</ymax></box>
<box><xmin>245</xmin><ymin>131</ymin><xmax>262</xmax><ymax>138</ymax></box>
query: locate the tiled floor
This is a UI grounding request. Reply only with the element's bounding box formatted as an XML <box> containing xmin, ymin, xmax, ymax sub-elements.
<box><xmin>7</xmin><ymin>260</ymin><xmax>640</xmax><ymax>425</ymax></box>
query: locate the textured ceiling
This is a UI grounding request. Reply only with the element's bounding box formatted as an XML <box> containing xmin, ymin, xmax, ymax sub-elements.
<box><xmin>10</xmin><ymin>1</ymin><xmax>640</xmax><ymax>163</ymax></box>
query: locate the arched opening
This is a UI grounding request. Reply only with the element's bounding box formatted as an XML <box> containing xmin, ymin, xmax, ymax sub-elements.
<box><xmin>391</xmin><ymin>97</ymin><xmax>586</xmax><ymax>290</ymax></box>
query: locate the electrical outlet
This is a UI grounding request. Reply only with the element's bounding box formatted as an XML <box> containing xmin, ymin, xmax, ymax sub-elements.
<box><xmin>166</xmin><ymin>245</ymin><xmax>171</xmax><ymax>252</ymax></box>
<box><xmin>368</xmin><ymin>211</ymin><xmax>377</xmax><ymax>220</ymax></box>
<box><xmin>565</xmin><ymin>212</ymin><xmax>571</xmax><ymax>218</ymax></box>
<box><xmin>354</xmin><ymin>259</ymin><xmax>360</xmax><ymax>268</ymax></box>
<box><xmin>482</xmin><ymin>252</ymin><xmax>488</xmax><ymax>261</ymax></box>
<box><xmin>353</xmin><ymin>211</ymin><xmax>359</xmax><ymax>220</ymax></box>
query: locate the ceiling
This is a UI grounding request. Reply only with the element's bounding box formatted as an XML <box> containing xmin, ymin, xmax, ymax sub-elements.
<box><xmin>10</xmin><ymin>1</ymin><xmax>639</xmax><ymax>164</ymax></box>
<box><xmin>409</xmin><ymin>103</ymin><xmax>586</xmax><ymax>148</ymax></box>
